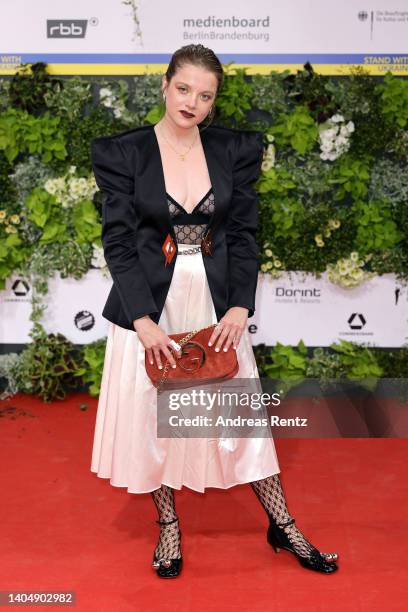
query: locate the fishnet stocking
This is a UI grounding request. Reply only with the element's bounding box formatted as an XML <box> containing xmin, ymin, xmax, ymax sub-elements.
<box><xmin>250</xmin><ymin>474</ymin><xmax>317</xmax><ymax>559</ymax></box>
<box><xmin>150</xmin><ymin>484</ymin><xmax>181</xmax><ymax>560</ymax></box>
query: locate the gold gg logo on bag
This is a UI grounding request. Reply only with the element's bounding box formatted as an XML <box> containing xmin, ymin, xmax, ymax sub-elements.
<box><xmin>178</xmin><ymin>341</ymin><xmax>206</xmax><ymax>372</ymax></box>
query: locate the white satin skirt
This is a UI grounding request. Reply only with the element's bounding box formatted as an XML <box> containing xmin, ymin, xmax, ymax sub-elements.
<box><xmin>90</xmin><ymin>243</ymin><xmax>280</xmax><ymax>494</ymax></box>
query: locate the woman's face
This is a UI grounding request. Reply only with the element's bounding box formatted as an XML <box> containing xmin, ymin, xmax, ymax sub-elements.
<box><xmin>162</xmin><ymin>63</ymin><xmax>218</xmax><ymax>128</ymax></box>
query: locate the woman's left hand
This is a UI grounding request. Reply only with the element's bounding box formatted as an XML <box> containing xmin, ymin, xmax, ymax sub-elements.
<box><xmin>207</xmin><ymin>306</ymin><xmax>249</xmax><ymax>352</ymax></box>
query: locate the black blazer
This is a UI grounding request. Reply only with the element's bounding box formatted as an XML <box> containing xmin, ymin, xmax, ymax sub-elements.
<box><xmin>90</xmin><ymin>123</ymin><xmax>264</xmax><ymax>332</ymax></box>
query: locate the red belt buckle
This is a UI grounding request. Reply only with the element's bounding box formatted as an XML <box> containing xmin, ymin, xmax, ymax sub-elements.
<box><xmin>162</xmin><ymin>233</ymin><xmax>177</xmax><ymax>266</ymax></box>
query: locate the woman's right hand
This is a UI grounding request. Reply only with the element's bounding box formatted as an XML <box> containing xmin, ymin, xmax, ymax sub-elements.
<box><xmin>133</xmin><ymin>316</ymin><xmax>182</xmax><ymax>370</ymax></box>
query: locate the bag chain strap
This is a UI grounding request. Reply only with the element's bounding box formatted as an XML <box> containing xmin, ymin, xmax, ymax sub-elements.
<box><xmin>156</xmin><ymin>323</ymin><xmax>216</xmax><ymax>394</ymax></box>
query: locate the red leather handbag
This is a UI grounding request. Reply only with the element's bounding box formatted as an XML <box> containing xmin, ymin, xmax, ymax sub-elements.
<box><xmin>145</xmin><ymin>323</ymin><xmax>239</xmax><ymax>393</ymax></box>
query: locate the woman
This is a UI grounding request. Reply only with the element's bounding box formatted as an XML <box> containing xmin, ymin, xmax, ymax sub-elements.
<box><xmin>90</xmin><ymin>44</ymin><xmax>339</xmax><ymax>578</ymax></box>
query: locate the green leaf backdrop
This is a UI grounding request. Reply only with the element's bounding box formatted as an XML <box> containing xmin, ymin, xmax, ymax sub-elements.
<box><xmin>0</xmin><ymin>62</ymin><xmax>407</xmax><ymax>401</ymax></box>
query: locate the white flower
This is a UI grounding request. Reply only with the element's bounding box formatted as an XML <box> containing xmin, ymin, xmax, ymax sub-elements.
<box><xmin>44</xmin><ymin>177</ymin><xmax>66</xmax><ymax>196</ymax></box>
<box><xmin>99</xmin><ymin>86</ymin><xmax>116</xmax><ymax>109</ymax></box>
<box><xmin>44</xmin><ymin>180</ymin><xmax>56</xmax><ymax>195</ymax></box>
<box><xmin>99</xmin><ymin>87</ymin><xmax>115</xmax><ymax>103</ymax></box>
<box><xmin>321</xmin><ymin>127</ymin><xmax>338</xmax><ymax>139</ymax></box>
<box><xmin>261</xmin><ymin>143</ymin><xmax>276</xmax><ymax>171</ymax></box>
<box><xmin>266</xmin><ymin>143</ymin><xmax>275</xmax><ymax>161</ymax></box>
<box><xmin>44</xmin><ymin>177</ymin><xmax>69</xmax><ymax>205</ymax></box>
<box><xmin>326</xmin><ymin>251</ymin><xmax>373</xmax><ymax>288</ymax></box>
<box><xmin>320</xmin><ymin>141</ymin><xmax>333</xmax><ymax>153</ymax></box>
<box><xmin>99</xmin><ymin>87</ymin><xmax>112</xmax><ymax>98</ymax></box>
<box><xmin>42</xmin><ymin>171</ymin><xmax>99</xmax><ymax>208</ymax></box>
<box><xmin>350</xmin><ymin>268</ymin><xmax>364</xmax><ymax>280</ymax></box>
<box><xmin>346</xmin><ymin>121</ymin><xmax>355</xmax><ymax>133</ymax></box>
<box><xmin>338</xmin><ymin>261</ymin><xmax>351</xmax><ymax>275</ymax></box>
<box><xmin>318</xmin><ymin>114</ymin><xmax>353</xmax><ymax>162</ymax></box>
<box><xmin>336</xmin><ymin>136</ymin><xmax>349</xmax><ymax>147</ymax></box>
<box><xmin>320</xmin><ymin>151</ymin><xmax>338</xmax><ymax>161</ymax></box>
<box><xmin>91</xmin><ymin>243</ymin><xmax>107</xmax><ymax>268</ymax></box>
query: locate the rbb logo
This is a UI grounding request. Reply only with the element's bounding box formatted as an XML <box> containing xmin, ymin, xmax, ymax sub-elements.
<box><xmin>347</xmin><ymin>313</ymin><xmax>366</xmax><ymax>330</ymax></box>
<box><xmin>47</xmin><ymin>20</ymin><xmax>88</xmax><ymax>38</ymax></box>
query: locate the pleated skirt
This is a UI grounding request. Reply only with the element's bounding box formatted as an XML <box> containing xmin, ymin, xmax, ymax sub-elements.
<box><xmin>90</xmin><ymin>243</ymin><xmax>280</xmax><ymax>493</ymax></box>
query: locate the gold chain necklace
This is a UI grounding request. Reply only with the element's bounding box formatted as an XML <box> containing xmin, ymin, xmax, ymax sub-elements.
<box><xmin>158</xmin><ymin>123</ymin><xmax>198</xmax><ymax>161</ymax></box>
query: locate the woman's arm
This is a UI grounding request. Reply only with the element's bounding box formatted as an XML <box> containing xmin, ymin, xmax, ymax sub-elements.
<box><xmin>207</xmin><ymin>130</ymin><xmax>264</xmax><ymax>352</ymax></box>
<box><xmin>225</xmin><ymin>129</ymin><xmax>264</xmax><ymax>318</ymax></box>
<box><xmin>91</xmin><ymin>136</ymin><xmax>159</xmax><ymax>325</ymax></box>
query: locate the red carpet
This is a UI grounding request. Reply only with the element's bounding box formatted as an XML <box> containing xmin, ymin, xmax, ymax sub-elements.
<box><xmin>1</xmin><ymin>393</ymin><xmax>407</xmax><ymax>611</ymax></box>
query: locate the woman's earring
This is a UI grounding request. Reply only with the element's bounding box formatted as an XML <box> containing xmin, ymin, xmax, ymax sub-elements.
<box><xmin>162</xmin><ymin>92</ymin><xmax>166</xmax><ymax>102</ymax></box>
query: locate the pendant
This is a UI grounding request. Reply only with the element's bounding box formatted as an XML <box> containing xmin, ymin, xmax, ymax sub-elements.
<box><xmin>162</xmin><ymin>233</ymin><xmax>177</xmax><ymax>266</ymax></box>
<box><xmin>180</xmin><ymin>155</ymin><xmax>185</xmax><ymax>161</ymax></box>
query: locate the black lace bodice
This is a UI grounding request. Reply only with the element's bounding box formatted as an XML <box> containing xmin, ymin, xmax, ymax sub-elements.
<box><xmin>166</xmin><ymin>187</ymin><xmax>215</xmax><ymax>245</ymax></box>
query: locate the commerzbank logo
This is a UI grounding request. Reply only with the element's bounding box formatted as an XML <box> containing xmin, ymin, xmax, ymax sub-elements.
<box><xmin>47</xmin><ymin>19</ymin><xmax>98</xmax><ymax>38</ymax></box>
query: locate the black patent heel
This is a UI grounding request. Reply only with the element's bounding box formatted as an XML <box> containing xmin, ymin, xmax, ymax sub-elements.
<box><xmin>151</xmin><ymin>517</ymin><xmax>183</xmax><ymax>578</ymax></box>
<box><xmin>267</xmin><ymin>516</ymin><xmax>339</xmax><ymax>574</ymax></box>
